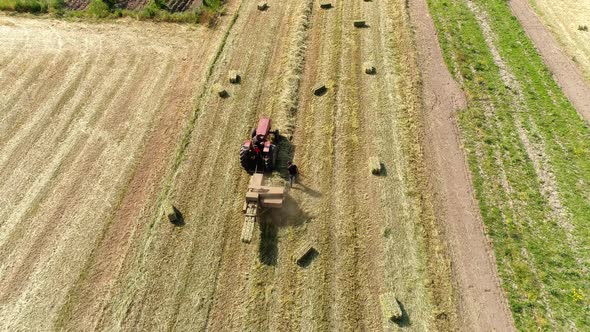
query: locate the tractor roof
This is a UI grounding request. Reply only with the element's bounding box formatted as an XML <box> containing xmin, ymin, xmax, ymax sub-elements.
<box><xmin>256</xmin><ymin>117</ymin><xmax>272</xmax><ymax>136</ymax></box>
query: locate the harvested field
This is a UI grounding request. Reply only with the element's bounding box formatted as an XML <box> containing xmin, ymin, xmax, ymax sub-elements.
<box><xmin>4</xmin><ymin>0</ymin><xmax>588</xmax><ymax>330</ymax></box>
<box><xmin>528</xmin><ymin>0</ymin><xmax>590</xmax><ymax>82</ymax></box>
<box><xmin>0</xmin><ymin>0</ymin><xmax>459</xmax><ymax>328</ymax></box>
<box><xmin>0</xmin><ymin>12</ymin><xmax>230</xmax><ymax>331</ymax></box>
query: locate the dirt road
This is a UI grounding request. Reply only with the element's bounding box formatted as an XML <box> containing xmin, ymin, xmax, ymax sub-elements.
<box><xmin>408</xmin><ymin>0</ymin><xmax>516</xmax><ymax>331</ymax></box>
<box><xmin>0</xmin><ymin>0</ymin><xmax>465</xmax><ymax>330</ymax></box>
<box><xmin>509</xmin><ymin>0</ymin><xmax>590</xmax><ymax>121</ymax></box>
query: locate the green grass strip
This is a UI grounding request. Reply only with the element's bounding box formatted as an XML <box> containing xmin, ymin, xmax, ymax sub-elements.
<box><xmin>427</xmin><ymin>0</ymin><xmax>590</xmax><ymax>330</ymax></box>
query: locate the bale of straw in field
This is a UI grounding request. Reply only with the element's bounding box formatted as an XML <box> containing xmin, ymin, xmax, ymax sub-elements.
<box><xmin>369</xmin><ymin>156</ymin><xmax>381</xmax><ymax>175</ymax></box>
<box><xmin>364</xmin><ymin>62</ymin><xmax>376</xmax><ymax>75</ymax></box>
<box><xmin>379</xmin><ymin>292</ymin><xmax>403</xmax><ymax>321</ymax></box>
<box><xmin>214</xmin><ymin>83</ymin><xmax>229</xmax><ymax>98</ymax></box>
<box><xmin>353</xmin><ymin>20</ymin><xmax>366</xmax><ymax>27</ymax></box>
<box><xmin>229</xmin><ymin>70</ymin><xmax>241</xmax><ymax>84</ymax></box>
<box><xmin>319</xmin><ymin>1</ymin><xmax>332</xmax><ymax>9</ymax></box>
<box><xmin>241</xmin><ymin>218</ymin><xmax>255</xmax><ymax>243</ymax></box>
<box><xmin>312</xmin><ymin>84</ymin><xmax>327</xmax><ymax>96</ymax></box>
<box><xmin>164</xmin><ymin>200</ymin><xmax>177</xmax><ymax>223</ymax></box>
<box><xmin>293</xmin><ymin>242</ymin><xmax>318</xmax><ymax>266</ymax></box>
<box><xmin>257</xmin><ymin>2</ymin><xmax>268</xmax><ymax>11</ymax></box>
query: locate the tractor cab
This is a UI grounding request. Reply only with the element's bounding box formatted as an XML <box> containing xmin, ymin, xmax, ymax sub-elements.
<box><xmin>239</xmin><ymin>117</ymin><xmax>280</xmax><ymax>174</ymax></box>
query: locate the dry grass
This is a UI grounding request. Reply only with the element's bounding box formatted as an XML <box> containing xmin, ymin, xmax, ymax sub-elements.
<box><xmin>530</xmin><ymin>0</ymin><xmax>590</xmax><ymax>81</ymax></box>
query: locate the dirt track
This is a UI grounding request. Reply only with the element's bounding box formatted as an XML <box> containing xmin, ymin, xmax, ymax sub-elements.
<box><xmin>509</xmin><ymin>0</ymin><xmax>590</xmax><ymax>122</ymax></box>
<box><xmin>407</xmin><ymin>0</ymin><xmax>516</xmax><ymax>331</ymax></box>
<box><xmin>0</xmin><ymin>0</ymin><xmax>484</xmax><ymax>330</ymax></box>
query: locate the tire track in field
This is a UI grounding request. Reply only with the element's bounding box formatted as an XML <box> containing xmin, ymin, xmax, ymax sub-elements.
<box><xmin>0</xmin><ymin>53</ymin><xmax>165</xmax><ymax>309</ymax></box>
<box><xmin>0</xmin><ymin>20</ymin><xmax>33</xmax><ymax>73</ymax></box>
<box><xmin>0</xmin><ymin>47</ymin><xmax>142</xmax><ymax>282</ymax></box>
<box><xmin>0</xmin><ymin>53</ymin><xmax>141</xmax><ymax>270</ymax></box>
<box><xmin>81</xmin><ymin>3</ymin><xmax>250</xmax><ymax>330</ymax></box>
<box><xmin>285</xmin><ymin>1</ymin><xmax>343</xmax><ymax>330</ymax></box>
<box><xmin>158</xmin><ymin>2</ymin><xmax>297</xmax><ymax>329</ymax></box>
<box><xmin>53</xmin><ymin>39</ymin><xmax>209</xmax><ymax>332</ymax></box>
<box><xmin>0</xmin><ymin>35</ymin><xmax>107</xmax><ymax>192</ymax></box>
<box><xmin>0</xmin><ymin>24</ymin><xmax>69</xmax><ymax>121</ymax></box>
<box><xmin>256</xmin><ymin>1</ymin><xmax>313</xmax><ymax>331</ymax></box>
<box><xmin>1</xmin><ymin>50</ymin><xmax>177</xmax><ymax>331</ymax></box>
<box><xmin>0</xmin><ymin>34</ymin><xmax>94</xmax><ymax>171</ymax></box>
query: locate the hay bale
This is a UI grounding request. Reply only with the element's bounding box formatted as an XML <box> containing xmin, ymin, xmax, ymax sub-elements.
<box><xmin>164</xmin><ymin>201</ymin><xmax>177</xmax><ymax>223</ymax></box>
<box><xmin>293</xmin><ymin>242</ymin><xmax>318</xmax><ymax>266</ymax></box>
<box><xmin>257</xmin><ymin>2</ymin><xmax>268</xmax><ymax>10</ymax></box>
<box><xmin>319</xmin><ymin>1</ymin><xmax>332</xmax><ymax>9</ymax></box>
<box><xmin>353</xmin><ymin>20</ymin><xmax>366</xmax><ymax>27</ymax></box>
<box><xmin>241</xmin><ymin>218</ymin><xmax>255</xmax><ymax>243</ymax></box>
<box><xmin>364</xmin><ymin>62</ymin><xmax>376</xmax><ymax>75</ymax></box>
<box><xmin>380</xmin><ymin>292</ymin><xmax>402</xmax><ymax>321</ymax></box>
<box><xmin>228</xmin><ymin>70</ymin><xmax>241</xmax><ymax>84</ymax></box>
<box><xmin>214</xmin><ymin>83</ymin><xmax>229</xmax><ymax>98</ymax></box>
<box><xmin>312</xmin><ymin>84</ymin><xmax>327</xmax><ymax>96</ymax></box>
<box><xmin>369</xmin><ymin>156</ymin><xmax>381</xmax><ymax>175</ymax></box>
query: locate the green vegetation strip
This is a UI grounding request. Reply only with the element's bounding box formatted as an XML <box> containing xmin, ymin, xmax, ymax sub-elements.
<box><xmin>0</xmin><ymin>0</ymin><xmax>224</xmax><ymax>24</ymax></box>
<box><xmin>427</xmin><ymin>0</ymin><xmax>590</xmax><ymax>330</ymax></box>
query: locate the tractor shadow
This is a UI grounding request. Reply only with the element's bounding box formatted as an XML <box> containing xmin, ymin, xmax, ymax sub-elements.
<box><xmin>258</xmin><ymin>221</ymin><xmax>278</xmax><ymax>265</ymax></box>
<box><xmin>258</xmin><ymin>196</ymin><xmax>313</xmax><ymax>266</ymax></box>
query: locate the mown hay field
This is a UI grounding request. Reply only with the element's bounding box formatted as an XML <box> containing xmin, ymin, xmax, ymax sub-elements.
<box><xmin>0</xmin><ymin>0</ymin><xmax>458</xmax><ymax>330</ymax></box>
<box><xmin>529</xmin><ymin>0</ymin><xmax>590</xmax><ymax>81</ymax></box>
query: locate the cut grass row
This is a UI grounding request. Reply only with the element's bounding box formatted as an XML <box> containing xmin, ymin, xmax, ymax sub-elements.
<box><xmin>427</xmin><ymin>0</ymin><xmax>590</xmax><ymax>330</ymax></box>
<box><xmin>0</xmin><ymin>0</ymin><xmax>224</xmax><ymax>24</ymax></box>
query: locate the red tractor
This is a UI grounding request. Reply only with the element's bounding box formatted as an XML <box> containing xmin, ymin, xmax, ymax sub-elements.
<box><xmin>240</xmin><ymin>117</ymin><xmax>280</xmax><ymax>174</ymax></box>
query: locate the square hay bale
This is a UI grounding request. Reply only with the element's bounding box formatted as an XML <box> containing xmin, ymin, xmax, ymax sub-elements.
<box><xmin>319</xmin><ymin>1</ymin><xmax>332</xmax><ymax>9</ymax></box>
<box><xmin>241</xmin><ymin>219</ymin><xmax>255</xmax><ymax>243</ymax></box>
<box><xmin>312</xmin><ymin>83</ymin><xmax>328</xmax><ymax>96</ymax></box>
<box><xmin>380</xmin><ymin>292</ymin><xmax>403</xmax><ymax>322</ymax></box>
<box><xmin>213</xmin><ymin>83</ymin><xmax>229</xmax><ymax>98</ymax></box>
<box><xmin>364</xmin><ymin>62</ymin><xmax>376</xmax><ymax>75</ymax></box>
<box><xmin>293</xmin><ymin>243</ymin><xmax>318</xmax><ymax>266</ymax></box>
<box><xmin>353</xmin><ymin>20</ymin><xmax>366</xmax><ymax>27</ymax></box>
<box><xmin>164</xmin><ymin>201</ymin><xmax>177</xmax><ymax>223</ymax></box>
<box><xmin>257</xmin><ymin>2</ymin><xmax>268</xmax><ymax>10</ymax></box>
<box><xmin>369</xmin><ymin>156</ymin><xmax>381</xmax><ymax>175</ymax></box>
<box><xmin>228</xmin><ymin>71</ymin><xmax>241</xmax><ymax>84</ymax></box>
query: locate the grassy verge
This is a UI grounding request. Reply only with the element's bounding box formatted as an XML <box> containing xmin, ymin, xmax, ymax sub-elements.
<box><xmin>0</xmin><ymin>0</ymin><xmax>225</xmax><ymax>25</ymax></box>
<box><xmin>427</xmin><ymin>0</ymin><xmax>590</xmax><ymax>330</ymax></box>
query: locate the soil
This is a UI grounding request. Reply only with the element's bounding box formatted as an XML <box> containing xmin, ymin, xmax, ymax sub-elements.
<box><xmin>407</xmin><ymin>0</ymin><xmax>516</xmax><ymax>331</ymax></box>
<box><xmin>509</xmin><ymin>0</ymin><xmax>590</xmax><ymax>122</ymax></box>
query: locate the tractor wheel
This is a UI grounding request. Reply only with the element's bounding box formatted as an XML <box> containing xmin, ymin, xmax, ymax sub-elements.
<box><xmin>251</xmin><ymin>128</ymin><xmax>256</xmax><ymax>138</ymax></box>
<box><xmin>264</xmin><ymin>145</ymin><xmax>276</xmax><ymax>172</ymax></box>
<box><xmin>240</xmin><ymin>146</ymin><xmax>252</xmax><ymax>172</ymax></box>
<box><xmin>272</xmin><ymin>144</ymin><xmax>278</xmax><ymax>168</ymax></box>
